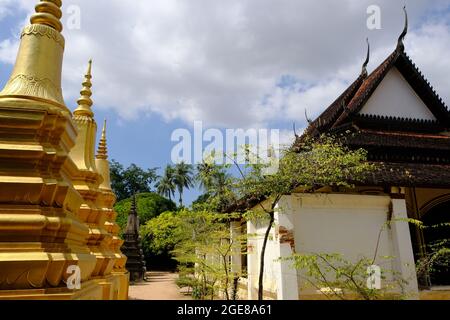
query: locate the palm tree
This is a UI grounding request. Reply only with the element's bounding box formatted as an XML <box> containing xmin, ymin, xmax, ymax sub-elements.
<box><xmin>211</xmin><ymin>170</ymin><xmax>230</xmax><ymax>196</ymax></box>
<box><xmin>195</xmin><ymin>162</ymin><xmax>234</xmax><ymax>211</ymax></box>
<box><xmin>173</xmin><ymin>162</ymin><xmax>194</xmax><ymax>207</ymax></box>
<box><xmin>156</xmin><ymin>165</ymin><xmax>176</xmax><ymax>201</ymax></box>
<box><xmin>196</xmin><ymin>162</ymin><xmax>215</xmax><ymax>192</ymax></box>
<box><xmin>196</xmin><ymin>162</ymin><xmax>231</xmax><ymax>197</ymax></box>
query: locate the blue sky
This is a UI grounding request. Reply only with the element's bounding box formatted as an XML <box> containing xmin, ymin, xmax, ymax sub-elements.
<box><xmin>1</xmin><ymin>0</ymin><xmax>450</xmax><ymax>205</ymax></box>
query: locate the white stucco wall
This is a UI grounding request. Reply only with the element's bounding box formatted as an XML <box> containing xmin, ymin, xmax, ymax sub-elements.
<box><xmin>246</xmin><ymin>193</ymin><xmax>419</xmax><ymax>300</ymax></box>
<box><xmin>292</xmin><ymin>194</ymin><xmax>394</xmax><ymax>295</ymax></box>
<box><xmin>247</xmin><ymin>217</ymin><xmax>279</xmax><ymax>299</ymax></box>
<box><xmin>360</xmin><ymin>67</ymin><xmax>436</xmax><ymax>120</ymax></box>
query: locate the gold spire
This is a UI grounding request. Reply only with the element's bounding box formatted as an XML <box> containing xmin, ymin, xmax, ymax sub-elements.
<box><xmin>95</xmin><ymin>118</ymin><xmax>113</xmax><ymax>190</ymax></box>
<box><xmin>30</xmin><ymin>0</ymin><xmax>63</xmax><ymax>33</ymax></box>
<box><xmin>0</xmin><ymin>0</ymin><xmax>66</xmax><ymax>106</ymax></box>
<box><xmin>74</xmin><ymin>60</ymin><xmax>94</xmax><ymax>117</ymax></box>
<box><xmin>97</xmin><ymin>119</ymin><xmax>108</xmax><ymax>160</ymax></box>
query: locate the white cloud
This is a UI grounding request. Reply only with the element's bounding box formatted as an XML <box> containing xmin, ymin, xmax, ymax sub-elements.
<box><xmin>0</xmin><ymin>38</ymin><xmax>18</xmax><ymax>64</ymax></box>
<box><xmin>407</xmin><ymin>23</ymin><xmax>450</xmax><ymax>104</ymax></box>
<box><xmin>0</xmin><ymin>0</ymin><xmax>449</xmax><ymax>129</ymax></box>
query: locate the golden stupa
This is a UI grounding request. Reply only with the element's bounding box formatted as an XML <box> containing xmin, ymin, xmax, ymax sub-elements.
<box><xmin>0</xmin><ymin>0</ymin><xmax>129</xmax><ymax>300</ymax></box>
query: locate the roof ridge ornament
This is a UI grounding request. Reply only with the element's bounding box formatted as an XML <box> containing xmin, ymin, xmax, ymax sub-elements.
<box><xmin>397</xmin><ymin>6</ymin><xmax>408</xmax><ymax>51</ymax></box>
<box><xmin>362</xmin><ymin>38</ymin><xmax>370</xmax><ymax>76</ymax></box>
<box><xmin>305</xmin><ymin>108</ymin><xmax>312</xmax><ymax>125</ymax></box>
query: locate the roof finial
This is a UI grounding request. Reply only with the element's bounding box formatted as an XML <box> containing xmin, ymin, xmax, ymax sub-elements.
<box><xmin>305</xmin><ymin>108</ymin><xmax>312</xmax><ymax>125</ymax></box>
<box><xmin>293</xmin><ymin>122</ymin><xmax>299</xmax><ymax>138</ymax></box>
<box><xmin>74</xmin><ymin>59</ymin><xmax>94</xmax><ymax>117</ymax></box>
<box><xmin>362</xmin><ymin>38</ymin><xmax>370</xmax><ymax>75</ymax></box>
<box><xmin>397</xmin><ymin>6</ymin><xmax>408</xmax><ymax>51</ymax></box>
<box><xmin>30</xmin><ymin>0</ymin><xmax>63</xmax><ymax>32</ymax></box>
<box><xmin>96</xmin><ymin>119</ymin><xmax>108</xmax><ymax>159</ymax></box>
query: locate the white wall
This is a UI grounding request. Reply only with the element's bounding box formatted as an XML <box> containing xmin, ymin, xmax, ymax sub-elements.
<box><xmin>247</xmin><ymin>218</ymin><xmax>279</xmax><ymax>299</ymax></box>
<box><xmin>291</xmin><ymin>193</ymin><xmax>418</xmax><ymax>298</ymax></box>
<box><xmin>246</xmin><ymin>193</ymin><xmax>419</xmax><ymax>299</ymax></box>
<box><xmin>360</xmin><ymin>67</ymin><xmax>436</xmax><ymax>120</ymax></box>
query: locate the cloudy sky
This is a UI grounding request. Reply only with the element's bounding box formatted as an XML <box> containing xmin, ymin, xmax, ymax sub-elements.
<box><xmin>1</xmin><ymin>0</ymin><xmax>450</xmax><ymax>203</ymax></box>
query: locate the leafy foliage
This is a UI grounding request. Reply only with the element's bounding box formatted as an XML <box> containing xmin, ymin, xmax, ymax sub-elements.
<box><xmin>142</xmin><ymin>209</ymin><xmax>245</xmax><ymax>299</ymax></box>
<box><xmin>155</xmin><ymin>165</ymin><xmax>176</xmax><ymax>201</ymax></box>
<box><xmin>141</xmin><ymin>211</ymin><xmax>183</xmax><ymax>256</ymax></box>
<box><xmin>194</xmin><ymin>162</ymin><xmax>235</xmax><ymax>212</ymax></box>
<box><xmin>110</xmin><ymin>160</ymin><xmax>158</xmax><ymax>201</ymax></box>
<box><xmin>173</xmin><ymin>162</ymin><xmax>195</xmax><ymax>207</ymax></box>
<box><xmin>409</xmin><ymin>219</ymin><xmax>450</xmax><ymax>286</ymax></box>
<box><xmin>286</xmin><ymin>253</ymin><xmax>406</xmax><ymax>300</ymax></box>
<box><xmin>155</xmin><ymin>163</ymin><xmax>195</xmax><ymax>208</ymax></box>
<box><xmin>172</xmin><ymin>210</ymin><xmax>245</xmax><ymax>300</ymax></box>
<box><xmin>115</xmin><ymin>192</ymin><xmax>176</xmax><ymax>234</ymax></box>
<box><xmin>199</xmin><ymin>135</ymin><xmax>375</xmax><ymax>300</ymax></box>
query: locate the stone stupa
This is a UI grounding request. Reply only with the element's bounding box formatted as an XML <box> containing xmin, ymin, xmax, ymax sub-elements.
<box><xmin>121</xmin><ymin>195</ymin><xmax>147</xmax><ymax>282</ymax></box>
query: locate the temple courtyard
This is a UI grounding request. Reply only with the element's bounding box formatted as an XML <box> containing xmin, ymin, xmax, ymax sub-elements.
<box><xmin>128</xmin><ymin>272</ymin><xmax>192</xmax><ymax>300</ymax></box>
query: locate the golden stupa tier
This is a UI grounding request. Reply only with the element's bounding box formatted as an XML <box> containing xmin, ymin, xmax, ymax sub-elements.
<box><xmin>68</xmin><ymin>60</ymin><xmax>117</xmax><ymax>279</ymax></box>
<box><xmin>95</xmin><ymin>120</ymin><xmax>128</xmax><ymax>272</ymax></box>
<box><xmin>0</xmin><ymin>0</ymin><xmax>129</xmax><ymax>300</ymax></box>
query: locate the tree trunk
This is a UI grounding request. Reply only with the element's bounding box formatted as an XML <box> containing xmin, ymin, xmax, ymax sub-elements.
<box><xmin>258</xmin><ymin>212</ymin><xmax>275</xmax><ymax>300</ymax></box>
<box><xmin>179</xmin><ymin>188</ymin><xmax>183</xmax><ymax>207</ymax></box>
<box><xmin>223</xmin><ymin>254</ymin><xmax>230</xmax><ymax>300</ymax></box>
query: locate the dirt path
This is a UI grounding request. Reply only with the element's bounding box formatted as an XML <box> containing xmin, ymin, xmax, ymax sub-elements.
<box><xmin>128</xmin><ymin>271</ymin><xmax>192</xmax><ymax>300</ymax></box>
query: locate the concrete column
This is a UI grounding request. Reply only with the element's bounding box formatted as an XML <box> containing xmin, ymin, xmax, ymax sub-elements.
<box><xmin>246</xmin><ymin>220</ymin><xmax>258</xmax><ymax>300</ymax></box>
<box><xmin>391</xmin><ymin>198</ymin><xmax>420</xmax><ymax>299</ymax></box>
<box><xmin>274</xmin><ymin>196</ymin><xmax>299</xmax><ymax>300</ymax></box>
<box><xmin>230</xmin><ymin>221</ymin><xmax>243</xmax><ymax>275</ymax></box>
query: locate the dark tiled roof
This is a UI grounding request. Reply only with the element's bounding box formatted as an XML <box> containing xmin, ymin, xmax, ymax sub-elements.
<box><xmin>358</xmin><ymin>162</ymin><xmax>450</xmax><ymax>188</ymax></box>
<box><xmin>303</xmin><ymin>46</ymin><xmax>450</xmax><ymax>136</ymax></box>
<box><xmin>295</xmin><ymin>45</ymin><xmax>450</xmax><ymax>188</ymax></box>
<box><xmin>351</xmin><ymin>114</ymin><xmax>443</xmax><ymax>133</ymax></box>
<box><xmin>332</xmin><ymin>51</ymin><xmax>399</xmax><ymax>128</ymax></box>
<box><xmin>303</xmin><ymin>74</ymin><xmax>367</xmax><ymax>137</ymax></box>
<box><xmin>344</xmin><ymin>130</ymin><xmax>450</xmax><ymax>152</ymax></box>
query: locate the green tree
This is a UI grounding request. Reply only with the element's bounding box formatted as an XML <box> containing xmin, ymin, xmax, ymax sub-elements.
<box><xmin>196</xmin><ymin>162</ymin><xmax>232</xmax><ymax>196</ymax></box>
<box><xmin>115</xmin><ymin>192</ymin><xmax>177</xmax><ymax>233</ymax></box>
<box><xmin>238</xmin><ymin>136</ymin><xmax>374</xmax><ymax>300</ymax></box>
<box><xmin>110</xmin><ymin>160</ymin><xmax>158</xmax><ymax>201</ymax></box>
<box><xmin>156</xmin><ymin>165</ymin><xmax>176</xmax><ymax>201</ymax></box>
<box><xmin>144</xmin><ymin>209</ymin><xmax>244</xmax><ymax>300</ymax></box>
<box><xmin>195</xmin><ymin>162</ymin><xmax>235</xmax><ymax>212</ymax></box>
<box><xmin>200</xmin><ymin>135</ymin><xmax>374</xmax><ymax>300</ymax></box>
<box><xmin>173</xmin><ymin>162</ymin><xmax>194</xmax><ymax>207</ymax></box>
<box><xmin>110</xmin><ymin>160</ymin><xmax>128</xmax><ymax>201</ymax></box>
<box><xmin>142</xmin><ymin>211</ymin><xmax>183</xmax><ymax>256</ymax></box>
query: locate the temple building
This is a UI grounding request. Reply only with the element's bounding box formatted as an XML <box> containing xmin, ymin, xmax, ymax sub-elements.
<box><xmin>0</xmin><ymin>0</ymin><xmax>128</xmax><ymax>300</ymax></box>
<box><xmin>244</xmin><ymin>10</ymin><xmax>450</xmax><ymax>300</ymax></box>
<box><xmin>121</xmin><ymin>196</ymin><xmax>147</xmax><ymax>282</ymax></box>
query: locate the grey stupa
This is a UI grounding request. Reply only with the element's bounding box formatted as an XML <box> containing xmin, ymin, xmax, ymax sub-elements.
<box><xmin>121</xmin><ymin>195</ymin><xmax>146</xmax><ymax>282</ymax></box>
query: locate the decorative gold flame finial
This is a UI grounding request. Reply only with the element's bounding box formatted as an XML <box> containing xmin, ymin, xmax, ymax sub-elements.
<box><xmin>96</xmin><ymin>119</ymin><xmax>108</xmax><ymax>160</ymax></box>
<box><xmin>74</xmin><ymin>59</ymin><xmax>94</xmax><ymax>117</ymax></box>
<box><xmin>30</xmin><ymin>0</ymin><xmax>63</xmax><ymax>32</ymax></box>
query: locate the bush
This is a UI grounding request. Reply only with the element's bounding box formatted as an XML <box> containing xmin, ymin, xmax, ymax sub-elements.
<box><xmin>115</xmin><ymin>192</ymin><xmax>176</xmax><ymax>234</ymax></box>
